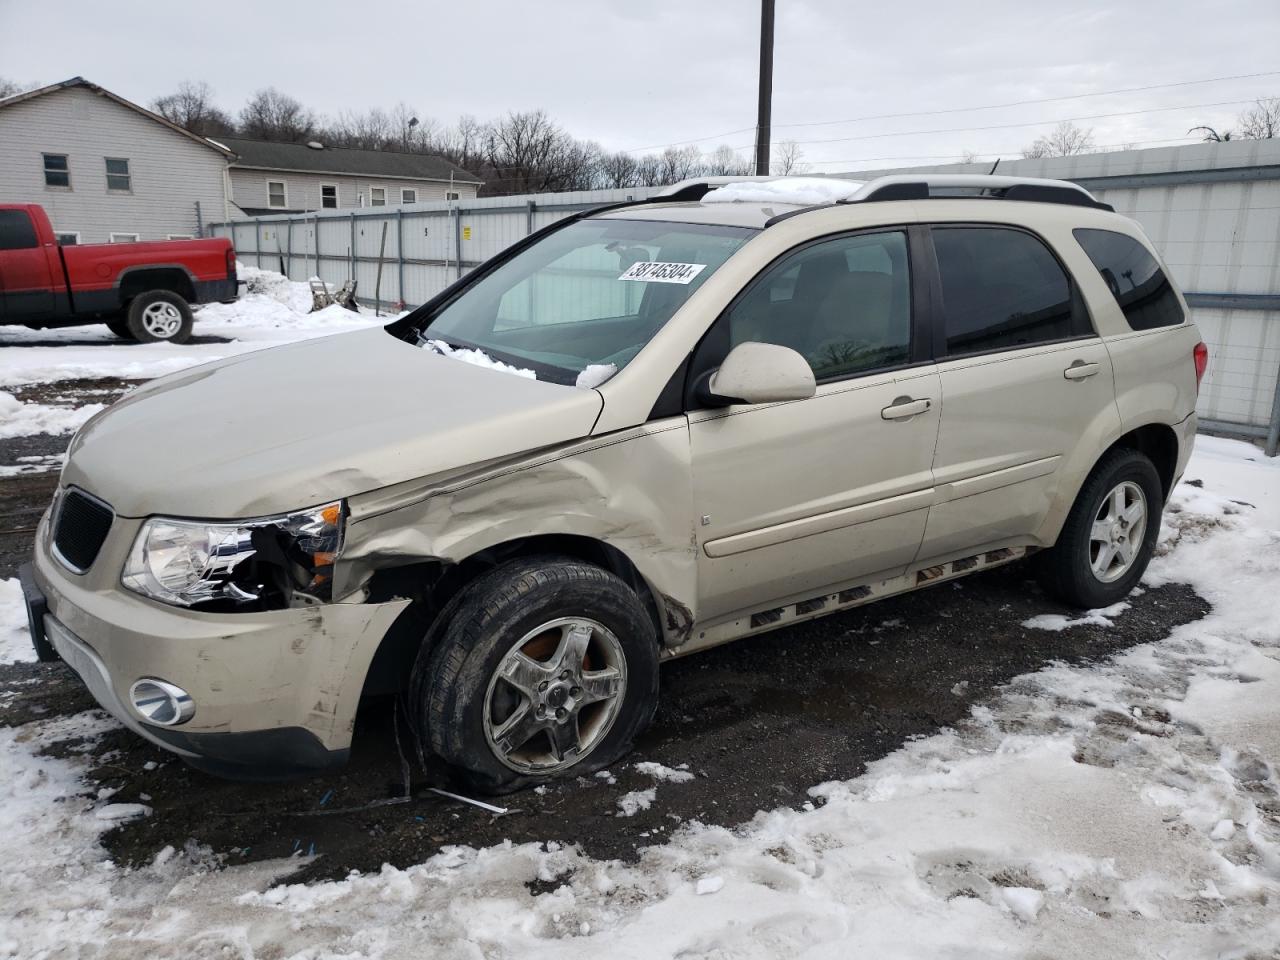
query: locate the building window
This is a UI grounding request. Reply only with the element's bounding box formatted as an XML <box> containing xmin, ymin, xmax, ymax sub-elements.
<box><xmin>43</xmin><ymin>153</ymin><xmax>70</xmax><ymax>188</ymax></box>
<box><xmin>267</xmin><ymin>180</ymin><xmax>287</xmax><ymax>208</ymax></box>
<box><xmin>446</xmin><ymin>191</ymin><xmax>460</xmax><ymax>201</ymax></box>
<box><xmin>105</xmin><ymin>157</ymin><xmax>131</xmax><ymax>191</ymax></box>
<box><xmin>370</xmin><ymin>186</ymin><xmax>386</xmax><ymax>206</ymax></box>
<box><xmin>401</xmin><ymin>188</ymin><xmax>417</xmax><ymax>204</ymax></box>
<box><xmin>56</xmin><ymin>231</ymin><xmax>80</xmax><ymax>245</ymax></box>
<box><xmin>109</xmin><ymin>232</ymin><xmax>140</xmax><ymax>243</ymax></box>
<box><xmin>166</xmin><ymin>234</ymin><xmax>193</xmax><ymax>240</ymax></box>
<box><xmin>320</xmin><ymin>184</ymin><xmax>338</xmax><ymax>208</ymax></box>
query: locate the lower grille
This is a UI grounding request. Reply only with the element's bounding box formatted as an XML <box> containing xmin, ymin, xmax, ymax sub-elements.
<box><xmin>53</xmin><ymin>489</ymin><xmax>114</xmax><ymax>573</ymax></box>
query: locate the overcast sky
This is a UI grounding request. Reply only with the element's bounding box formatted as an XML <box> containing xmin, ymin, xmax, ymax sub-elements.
<box><xmin>2</xmin><ymin>0</ymin><xmax>1278</xmax><ymax>172</ymax></box>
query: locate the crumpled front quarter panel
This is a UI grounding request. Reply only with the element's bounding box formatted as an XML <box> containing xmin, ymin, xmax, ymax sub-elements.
<box><xmin>342</xmin><ymin>419</ymin><xmax>698</xmax><ymax>644</ymax></box>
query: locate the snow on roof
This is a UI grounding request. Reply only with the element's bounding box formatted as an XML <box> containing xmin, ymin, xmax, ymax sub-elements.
<box><xmin>701</xmin><ymin>177</ymin><xmax>866</xmax><ymax>206</ymax></box>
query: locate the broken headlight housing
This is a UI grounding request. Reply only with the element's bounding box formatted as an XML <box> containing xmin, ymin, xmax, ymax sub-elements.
<box><xmin>122</xmin><ymin>502</ymin><xmax>344</xmax><ymax>610</ymax></box>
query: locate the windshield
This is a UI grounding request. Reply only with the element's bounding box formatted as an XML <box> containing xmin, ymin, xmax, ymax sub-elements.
<box><xmin>412</xmin><ymin>218</ymin><xmax>756</xmax><ymax>385</ymax></box>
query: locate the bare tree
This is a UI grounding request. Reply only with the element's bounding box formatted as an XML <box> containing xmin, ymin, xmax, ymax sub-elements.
<box><xmin>1189</xmin><ymin>125</ymin><xmax>1234</xmax><ymax>142</ymax></box>
<box><xmin>633</xmin><ymin>153</ymin><xmax>665</xmax><ymax>187</ymax></box>
<box><xmin>1237</xmin><ymin>97</ymin><xmax>1280</xmax><ymax>139</ymax></box>
<box><xmin>1021</xmin><ymin>121</ymin><xmax>1096</xmax><ymax>159</ymax></box>
<box><xmin>598</xmin><ymin>151</ymin><xmax>640</xmax><ymax>187</ymax></box>
<box><xmin>435</xmin><ymin>114</ymin><xmax>485</xmax><ymax>169</ymax></box>
<box><xmin>771</xmin><ymin>140</ymin><xmax>809</xmax><ymax>175</ymax></box>
<box><xmin>239</xmin><ymin>88</ymin><xmax>318</xmax><ymax>142</ymax></box>
<box><xmin>0</xmin><ymin>76</ymin><xmax>36</xmax><ymax>99</ymax></box>
<box><xmin>151</xmin><ymin>81</ymin><xmax>234</xmax><ymax>137</ymax></box>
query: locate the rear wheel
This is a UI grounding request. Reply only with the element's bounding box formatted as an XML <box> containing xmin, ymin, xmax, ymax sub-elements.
<box><xmin>1035</xmin><ymin>448</ymin><xmax>1163</xmax><ymax>608</ymax></box>
<box><xmin>413</xmin><ymin>557</ymin><xmax>660</xmax><ymax>793</ymax></box>
<box><xmin>126</xmin><ymin>290</ymin><xmax>193</xmax><ymax>344</ymax></box>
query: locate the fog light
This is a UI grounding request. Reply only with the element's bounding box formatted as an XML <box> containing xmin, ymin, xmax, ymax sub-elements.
<box><xmin>129</xmin><ymin>678</ymin><xmax>195</xmax><ymax>726</ymax></box>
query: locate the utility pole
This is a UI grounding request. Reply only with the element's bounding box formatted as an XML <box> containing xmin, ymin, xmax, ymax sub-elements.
<box><xmin>754</xmin><ymin>0</ymin><xmax>775</xmax><ymax>176</ymax></box>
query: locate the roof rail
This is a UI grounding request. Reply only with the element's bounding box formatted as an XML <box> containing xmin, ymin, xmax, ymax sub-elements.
<box><xmin>843</xmin><ymin>174</ymin><xmax>1113</xmax><ymax>211</ymax></box>
<box><xmin>651</xmin><ymin>175</ymin><xmax>778</xmax><ymax>202</ymax></box>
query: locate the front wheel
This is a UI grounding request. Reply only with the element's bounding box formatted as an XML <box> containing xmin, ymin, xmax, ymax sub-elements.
<box><xmin>1035</xmin><ymin>448</ymin><xmax>1163</xmax><ymax>608</ymax></box>
<box><xmin>413</xmin><ymin>558</ymin><xmax>660</xmax><ymax>793</ymax></box>
<box><xmin>126</xmin><ymin>290</ymin><xmax>193</xmax><ymax>343</ymax></box>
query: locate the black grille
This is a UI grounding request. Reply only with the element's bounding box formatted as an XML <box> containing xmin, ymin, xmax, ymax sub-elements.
<box><xmin>53</xmin><ymin>489</ymin><xmax>113</xmax><ymax>572</ymax></box>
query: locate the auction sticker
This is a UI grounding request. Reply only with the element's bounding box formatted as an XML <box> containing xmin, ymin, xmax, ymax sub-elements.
<box><xmin>618</xmin><ymin>261</ymin><xmax>707</xmax><ymax>284</ymax></box>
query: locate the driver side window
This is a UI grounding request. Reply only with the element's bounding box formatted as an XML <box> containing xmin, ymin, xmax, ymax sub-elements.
<box><xmin>726</xmin><ymin>231</ymin><xmax>912</xmax><ymax>381</ymax></box>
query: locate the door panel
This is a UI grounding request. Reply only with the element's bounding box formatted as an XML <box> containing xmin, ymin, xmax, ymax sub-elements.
<box><xmin>0</xmin><ymin>210</ymin><xmax>56</xmax><ymax>320</ymax></box>
<box><xmin>691</xmin><ymin>365</ymin><xmax>939</xmax><ymax>621</ymax></box>
<box><xmin>921</xmin><ymin>338</ymin><xmax>1118</xmax><ymax>560</ymax></box>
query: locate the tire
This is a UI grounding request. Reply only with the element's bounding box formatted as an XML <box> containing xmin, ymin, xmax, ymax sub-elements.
<box><xmin>105</xmin><ymin>318</ymin><xmax>131</xmax><ymax>339</ymax></box>
<box><xmin>412</xmin><ymin>557</ymin><xmax>660</xmax><ymax>794</ymax></box>
<box><xmin>1035</xmin><ymin>448</ymin><xmax>1163</xmax><ymax>609</ymax></box>
<box><xmin>126</xmin><ymin>290</ymin><xmax>193</xmax><ymax>344</ymax></box>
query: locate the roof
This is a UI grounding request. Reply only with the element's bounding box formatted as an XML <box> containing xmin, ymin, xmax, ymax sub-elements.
<box><xmin>0</xmin><ymin>77</ymin><xmax>233</xmax><ymax>157</ymax></box>
<box><xmin>220</xmin><ymin>137</ymin><xmax>483</xmax><ymax>184</ymax></box>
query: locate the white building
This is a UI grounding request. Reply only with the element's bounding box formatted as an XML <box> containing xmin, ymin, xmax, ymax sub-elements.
<box><xmin>0</xmin><ymin>76</ymin><xmax>236</xmax><ymax>244</ymax></box>
<box><xmin>222</xmin><ymin>137</ymin><xmax>482</xmax><ymax>215</ymax></box>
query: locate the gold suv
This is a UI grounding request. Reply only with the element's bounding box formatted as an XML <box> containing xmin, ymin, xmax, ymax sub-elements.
<box><xmin>21</xmin><ymin>175</ymin><xmax>1207</xmax><ymax>791</ymax></box>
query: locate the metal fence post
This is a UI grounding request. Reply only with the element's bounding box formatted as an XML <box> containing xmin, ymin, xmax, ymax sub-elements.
<box><xmin>1266</xmin><ymin>361</ymin><xmax>1280</xmax><ymax>457</ymax></box>
<box><xmin>526</xmin><ymin>199</ymin><xmax>535</xmax><ymax>236</ymax></box>
<box><xmin>396</xmin><ymin>209</ymin><xmax>405</xmax><ymax>307</ymax></box>
<box><xmin>313</xmin><ymin>214</ymin><xmax>320</xmax><ymax>280</ymax></box>
<box><xmin>254</xmin><ymin>218</ymin><xmax>262</xmax><ymax>268</ymax></box>
<box><xmin>349</xmin><ymin>212</ymin><xmax>356</xmax><ymax>283</ymax></box>
<box><xmin>454</xmin><ymin>206</ymin><xmax>463</xmax><ymax>280</ymax></box>
<box><xmin>286</xmin><ymin>219</ymin><xmax>293</xmax><ymax>280</ymax></box>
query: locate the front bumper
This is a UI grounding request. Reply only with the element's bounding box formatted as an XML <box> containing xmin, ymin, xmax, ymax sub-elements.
<box><xmin>25</xmin><ymin>507</ymin><xmax>409</xmax><ymax>778</ymax></box>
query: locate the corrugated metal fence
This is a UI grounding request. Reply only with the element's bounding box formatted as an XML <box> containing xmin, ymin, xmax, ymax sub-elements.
<box><xmin>210</xmin><ymin>140</ymin><xmax>1280</xmax><ymax>453</ymax></box>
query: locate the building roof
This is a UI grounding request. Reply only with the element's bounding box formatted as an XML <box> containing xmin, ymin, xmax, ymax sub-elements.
<box><xmin>0</xmin><ymin>77</ymin><xmax>234</xmax><ymax>157</ymax></box>
<box><xmin>220</xmin><ymin>137</ymin><xmax>483</xmax><ymax>185</ymax></box>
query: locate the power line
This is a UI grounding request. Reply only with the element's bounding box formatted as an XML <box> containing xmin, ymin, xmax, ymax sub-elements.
<box><xmin>724</xmin><ymin>98</ymin><xmax>1260</xmax><ymax>151</ymax></box>
<box><xmin>620</xmin><ymin>70</ymin><xmax>1280</xmax><ymax>153</ymax></box>
<box><xmin>798</xmin><ymin>136</ymin><xmax>1205</xmax><ymax>168</ymax></box>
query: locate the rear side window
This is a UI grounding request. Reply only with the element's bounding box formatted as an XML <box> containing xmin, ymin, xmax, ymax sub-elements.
<box><xmin>932</xmin><ymin>226</ymin><xmax>1080</xmax><ymax>355</ymax></box>
<box><xmin>1073</xmin><ymin>228</ymin><xmax>1184</xmax><ymax>330</ymax></box>
<box><xmin>0</xmin><ymin>210</ymin><xmax>38</xmax><ymax>250</ymax></box>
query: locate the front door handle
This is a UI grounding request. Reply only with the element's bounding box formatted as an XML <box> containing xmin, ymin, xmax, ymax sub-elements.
<box><xmin>881</xmin><ymin>396</ymin><xmax>931</xmax><ymax>420</ymax></box>
<box><xmin>1064</xmin><ymin>360</ymin><xmax>1100</xmax><ymax>380</ymax></box>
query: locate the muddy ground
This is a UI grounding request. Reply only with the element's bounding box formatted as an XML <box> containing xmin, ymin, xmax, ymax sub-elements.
<box><xmin>0</xmin><ymin>378</ymin><xmax>1211</xmax><ymax>885</ymax></box>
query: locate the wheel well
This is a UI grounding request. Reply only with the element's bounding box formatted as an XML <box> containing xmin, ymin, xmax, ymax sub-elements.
<box><xmin>1108</xmin><ymin>423</ymin><xmax>1179</xmax><ymax>499</ymax></box>
<box><xmin>119</xmin><ymin>269</ymin><xmax>194</xmax><ymax>304</ymax></box>
<box><xmin>360</xmin><ymin>535</ymin><xmax>666</xmax><ymax>696</ymax></box>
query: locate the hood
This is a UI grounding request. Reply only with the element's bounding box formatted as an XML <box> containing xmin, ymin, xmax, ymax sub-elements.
<box><xmin>62</xmin><ymin>327</ymin><xmax>604</xmax><ymax>518</ymax></box>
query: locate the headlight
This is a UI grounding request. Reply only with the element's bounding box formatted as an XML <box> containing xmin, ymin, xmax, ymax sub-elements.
<box><xmin>122</xmin><ymin>502</ymin><xmax>344</xmax><ymax>609</ymax></box>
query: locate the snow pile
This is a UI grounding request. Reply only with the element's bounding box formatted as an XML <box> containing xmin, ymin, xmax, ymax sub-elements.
<box><xmin>0</xmin><ymin>390</ymin><xmax>105</xmax><ymax>439</ymax></box>
<box><xmin>424</xmin><ymin>339</ymin><xmax>537</xmax><ymax>380</ymax></box>
<box><xmin>633</xmin><ymin>761</ymin><xmax>695</xmax><ymax>783</ymax></box>
<box><xmin>0</xmin><ymin>267</ymin><xmax>389</xmax><ymax>389</ymax></box>
<box><xmin>615</xmin><ymin>788</ymin><xmax>657</xmax><ymax>817</ymax></box>
<box><xmin>703</xmin><ymin>177</ymin><xmax>866</xmax><ymax>206</ymax></box>
<box><xmin>0</xmin><ymin>579</ymin><xmax>32</xmax><ymax>664</ymax></box>
<box><xmin>0</xmin><ymin>440</ymin><xmax>1279</xmax><ymax>956</ymax></box>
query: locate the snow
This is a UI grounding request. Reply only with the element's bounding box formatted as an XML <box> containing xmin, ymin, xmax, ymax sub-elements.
<box><xmin>616</xmin><ymin>788</ymin><xmax>657</xmax><ymax>817</ymax></box>
<box><xmin>2</xmin><ymin>403</ymin><xmax>1280</xmax><ymax>954</ymax></box>
<box><xmin>1022</xmin><ymin>601</ymin><xmax>1130</xmax><ymax>632</ymax></box>
<box><xmin>0</xmin><ymin>579</ymin><xmax>31</xmax><ymax>665</ymax></box>
<box><xmin>575</xmin><ymin>363</ymin><xmax>617</xmax><ymax>389</ymax></box>
<box><xmin>423</xmin><ymin>338</ymin><xmax>537</xmax><ymax>380</ymax></box>
<box><xmin>0</xmin><ymin>266</ymin><xmax>388</xmax><ymax>390</ymax></box>
<box><xmin>702</xmin><ymin>177</ymin><xmax>866</xmax><ymax>206</ymax></box>
<box><xmin>0</xmin><ymin>390</ymin><xmax>104</xmax><ymax>439</ymax></box>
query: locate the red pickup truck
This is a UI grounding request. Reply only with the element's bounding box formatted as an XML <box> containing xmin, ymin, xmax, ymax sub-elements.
<box><xmin>0</xmin><ymin>203</ymin><xmax>237</xmax><ymax>344</ymax></box>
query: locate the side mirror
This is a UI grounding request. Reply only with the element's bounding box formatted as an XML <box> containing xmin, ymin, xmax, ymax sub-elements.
<box><xmin>701</xmin><ymin>341</ymin><xmax>816</xmax><ymax>406</ymax></box>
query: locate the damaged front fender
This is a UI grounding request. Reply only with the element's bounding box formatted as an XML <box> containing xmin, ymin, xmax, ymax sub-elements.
<box><xmin>338</xmin><ymin>420</ymin><xmax>699</xmax><ymax>647</ymax></box>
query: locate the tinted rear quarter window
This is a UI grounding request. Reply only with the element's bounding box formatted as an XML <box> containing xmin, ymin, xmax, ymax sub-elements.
<box><xmin>932</xmin><ymin>226</ymin><xmax>1083</xmax><ymax>355</ymax></box>
<box><xmin>1073</xmin><ymin>228</ymin><xmax>1184</xmax><ymax>330</ymax></box>
<box><xmin>0</xmin><ymin>210</ymin><xmax>38</xmax><ymax>250</ymax></box>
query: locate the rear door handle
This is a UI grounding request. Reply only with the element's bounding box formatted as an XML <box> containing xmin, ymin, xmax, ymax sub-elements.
<box><xmin>1064</xmin><ymin>360</ymin><xmax>1100</xmax><ymax>380</ymax></box>
<box><xmin>881</xmin><ymin>396</ymin><xmax>931</xmax><ymax>420</ymax></box>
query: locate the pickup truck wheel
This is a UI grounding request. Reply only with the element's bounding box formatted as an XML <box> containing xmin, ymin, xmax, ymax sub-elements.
<box><xmin>413</xmin><ymin>557</ymin><xmax>660</xmax><ymax>794</ymax></box>
<box><xmin>105</xmin><ymin>318</ymin><xmax>131</xmax><ymax>339</ymax></box>
<box><xmin>1035</xmin><ymin>448</ymin><xmax>1163</xmax><ymax>609</ymax></box>
<box><xmin>126</xmin><ymin>290</ymin><xmax>193</xmax><ymax>344</ymax></box>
